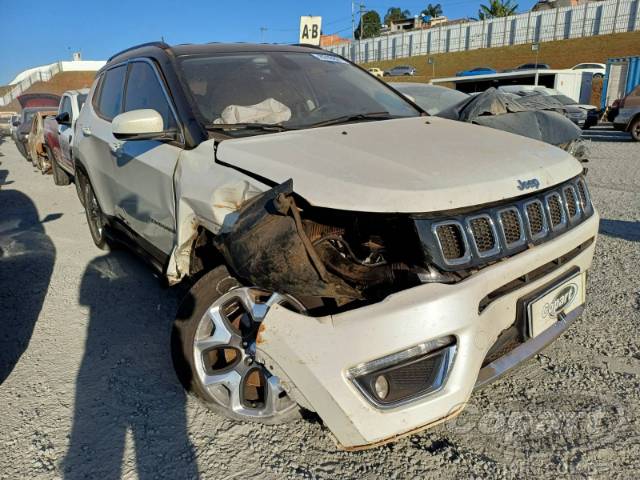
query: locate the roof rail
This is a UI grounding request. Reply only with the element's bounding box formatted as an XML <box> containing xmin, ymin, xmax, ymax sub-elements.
<box><xmin>108</xmin><ymin>41</ymin><xmax>170</xmax><ymax>62</ymax></box>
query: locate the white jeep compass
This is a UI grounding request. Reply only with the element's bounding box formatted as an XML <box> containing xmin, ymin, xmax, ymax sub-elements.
<box><xmin>73</xmin><ymin>42</ymin><xmax>598</xmax><ymax>449</ymax></box>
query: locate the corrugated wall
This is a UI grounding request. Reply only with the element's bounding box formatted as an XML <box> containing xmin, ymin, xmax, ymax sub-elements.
<box><xmin>328</xmin><ymin>0</ymin><xmax>640</xmax><ymax>63</ymax></box>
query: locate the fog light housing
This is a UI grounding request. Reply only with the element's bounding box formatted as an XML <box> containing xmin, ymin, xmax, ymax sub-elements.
<box><xmin>347</xmin><ymin>336</ymin><xmax>456</xmax><ymax>408</ymax></box>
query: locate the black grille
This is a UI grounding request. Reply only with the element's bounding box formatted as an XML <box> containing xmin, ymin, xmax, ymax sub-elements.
<box><xmin>435</xmin><ymin>224</ymin><xmax>465</xmax><ymax>260</ymax></box>
<box><xmin>500</xmin><ymin>209</ymin><xmax>522</xmax><ymax>245</ymax></box>
<box><xmin>469</xmin><ymin>217</ymin><xmax>496</xmax><ymax>253</ymax></box>
<box><xmin>564</xmin><ymin>187</ymin><xmax>578</xmax><ymax>218</ymax></box>
<box><xmin>526</xmin><ymin>202</ymin><xmax>545</xmax><ymax>235</ymax></box>
<box><xmin>547</xmin><ymin>194</ymin><xmax>564</xmax><ymax>227</ymax></box>
<box><xmin>417</xmin><ymin>176</ymin><xmax>593</xmax><ymax>271</ymax></box>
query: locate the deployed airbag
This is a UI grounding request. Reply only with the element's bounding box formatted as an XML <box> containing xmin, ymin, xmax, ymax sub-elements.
<box><xmin>214</xmin><ymin>98</ymin><xmax>291</xmax><ymax>125</ymax></box>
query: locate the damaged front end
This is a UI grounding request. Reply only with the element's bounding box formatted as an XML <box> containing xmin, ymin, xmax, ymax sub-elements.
<box><xmin>213</xmin><ymin>179</ymin><xmax>450</xmax><ymax>312</ymax></box>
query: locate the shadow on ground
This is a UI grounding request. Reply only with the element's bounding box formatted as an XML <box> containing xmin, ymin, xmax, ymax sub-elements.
<box><xmin>63</xmin><ymin>250</ymin><xmax>199</xmax><ymax>479</ymax></box>
<box><xmin>0</xmin><ymin>169</ymin><xmax>55</xmax><ymax>384</ymax></box>
<box><xmin>599</xmin><ymin>218</ymin><xmax>640</xmax><ymax>242</ymax></box>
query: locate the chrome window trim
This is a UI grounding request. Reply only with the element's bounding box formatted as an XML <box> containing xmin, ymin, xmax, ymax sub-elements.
<box><xmin>496</xmin><ymin>207</ymin><xmax>526</xmax><ymax>249</ymax></box>
<box><xmin>562</xmin><ymin>185</ymin><xmax>582</xmax><ymax>222</ymax></box>
<box><xmin>465</xmin><ymin>214</ymin><xmax>501</xmax><ymax>258</ymax></box>
<box><xmin>431</xmin><ymin>220</ymin><xmax>471</xmax><ymax>266</ymax></box>
<box><xmin>523</xmin><ymin>199</ymin><xmax>549</xmax><ymax>241</ymax></box>
<box><xmin>544</xmin><ymin>192</ymin><xmax>567</xmax><ymax>232</ymax></box>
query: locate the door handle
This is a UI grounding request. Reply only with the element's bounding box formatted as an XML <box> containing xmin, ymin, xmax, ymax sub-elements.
<box><xmin>81</xmin><ymin>127</ymin><xmax>92</xmax><ymax>137</ymax></box>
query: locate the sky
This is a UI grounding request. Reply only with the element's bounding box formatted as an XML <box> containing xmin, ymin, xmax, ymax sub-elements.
<box><xmin>1</xmin><ymin>0</ymin><xmax>536</xmax><ymax>85</ymax></box>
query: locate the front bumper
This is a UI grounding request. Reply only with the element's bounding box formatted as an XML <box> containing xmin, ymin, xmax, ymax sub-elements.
<box><xmin>258</xmin><ymin>212</ymin><xmax>599</xmax><ymax>449</ymax></box>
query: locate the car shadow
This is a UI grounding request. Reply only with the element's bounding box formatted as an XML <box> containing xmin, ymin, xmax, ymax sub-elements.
<box><xmin>599</xmin><ymin>219</ymin><xmax>640</xmax><ymax>242</ymax></box>
<box><xmin>63</xmin><ymin>250</ymin><xmax>199</xmax><ymax>479</ymax></box>
<box><xmin>0</xmin><ymin>170</ymin><xmax>56</xmax><ymax>384</ymax></box>
<box><xmin>582</xmin><ymin>127</ymin><xmax>632</xmax><ymax>142</ymax></box>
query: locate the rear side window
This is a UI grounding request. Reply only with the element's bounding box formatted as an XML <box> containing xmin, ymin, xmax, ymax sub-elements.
<box><xmin>124</xmin><ymin>61</ymin><xmax>176</xmax><ymax>129</ymax></box>
<box><xmin>61</xmin><ymin>97</ymin><xmax>73</xmax><ymax>118</ymax></box>
<box><xmin>97</xmin><ymin>65</ymin><xmax>127</xmax><ymax>120</ymax></box>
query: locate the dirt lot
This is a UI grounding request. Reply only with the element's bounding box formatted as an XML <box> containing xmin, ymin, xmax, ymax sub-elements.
<box><xmin>0</xmin><ymin>128</ymin><xmax>639</xmax><ymax>479</ymax></box>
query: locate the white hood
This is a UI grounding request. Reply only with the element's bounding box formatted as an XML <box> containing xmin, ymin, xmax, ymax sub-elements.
<box><xmin>216</xmin><ymin>116</ymin><xmax>583</xmax><ymax>213</ymax></box>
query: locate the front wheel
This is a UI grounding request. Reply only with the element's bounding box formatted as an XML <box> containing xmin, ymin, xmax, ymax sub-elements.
<box><xmin>172</xmin><ymin>266</ymin><xmax>305</xmax><ymax>424</ymax></box>
<box><xmin>82</xmin><ymin>179</ymin><xmax>108</xmax><ymax>249</ymax></box>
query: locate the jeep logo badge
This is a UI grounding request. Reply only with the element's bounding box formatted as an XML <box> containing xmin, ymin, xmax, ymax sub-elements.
<box><xmin>517</xmin><ymin>178</ymin><xmax>540</xmax><ymax>190</ymax></box>
<box><xmin>543</xmin><ymin>284</ymin><xmax>578</xmax><ymax>318</ymax></box>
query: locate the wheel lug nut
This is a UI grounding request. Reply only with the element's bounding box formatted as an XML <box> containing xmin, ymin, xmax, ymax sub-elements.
<box><xmin>245</xmin><ymin>357</ymin><xmax>254</xmax><ymax>366</ymax></box>
<box><xmin>242</xmin><ymin>341</ymin><xmax>248</xmax><ymax>347</ymax></box>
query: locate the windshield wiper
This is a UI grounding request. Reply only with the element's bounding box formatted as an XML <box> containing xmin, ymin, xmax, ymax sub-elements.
<box><xmin>205</xmin><ymin>123</ymin><xmax>295</xmax><ymax>133</ymax></box>
<box><xmin>309</xmin><ymin>111</ymin><xmax>394</xmax><ymax>128</ymax></box>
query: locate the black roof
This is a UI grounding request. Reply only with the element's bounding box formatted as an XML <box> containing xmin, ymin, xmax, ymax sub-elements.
<box><xmin>105</xmin><ymin>41</ymin><xmax>326</xmax><ymax>69</ymax></box>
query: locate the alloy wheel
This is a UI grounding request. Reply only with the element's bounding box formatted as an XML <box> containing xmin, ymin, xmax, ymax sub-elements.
<box><xmin>193</xmin><ymin>287</ymin><xmax>304</xmax><ymax>420</ymax></box>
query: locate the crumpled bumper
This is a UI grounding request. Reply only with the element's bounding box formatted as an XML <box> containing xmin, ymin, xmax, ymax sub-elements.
<box><xmin>257</xmin><ymin>212</ymin><xmax>599</xmax><ymax>449</ymax></box>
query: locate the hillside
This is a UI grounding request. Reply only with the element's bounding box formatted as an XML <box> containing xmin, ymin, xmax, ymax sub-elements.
<box><xmin>0</xmin><ymin>71</ymin><xmax>97</xmax><ymax>112</ymax></box>
<box><xmin>366</xmin><ymin>30</ymin><xmax>640</xmax><ymax>84</ymax></box>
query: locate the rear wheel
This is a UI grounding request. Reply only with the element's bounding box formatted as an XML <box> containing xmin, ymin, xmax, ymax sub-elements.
<box><xmin>630</xmin><ymin>117</ymin><xmax>640</xmax><ymax>142</ymax></box>
<box><xmin>82</xmin><ymin>179</ymin><xmax>108</xmax><ymax>250</ymax></box>
<box><xmin>172</xmin><ymin>266</ymin><xmax>304</xmax><ymax>424</ymax></box>
<box><xmin>49</xmin><ymin>148</ymin><xmax>71</xmax><ymax>186</ymax></box>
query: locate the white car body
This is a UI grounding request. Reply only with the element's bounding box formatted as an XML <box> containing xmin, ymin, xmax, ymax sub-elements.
<box><xmin>75</xmin><ymin>44</ymin><xmax>599</xmax><ymax>449</ymax></box>
<box><xmin>571</xmin><ymin>63</ymin><xmax>606</xmax><ymax>77</ymax></box>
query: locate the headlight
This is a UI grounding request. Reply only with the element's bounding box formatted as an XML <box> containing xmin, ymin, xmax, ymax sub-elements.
<box><xmin>347</xmin><ymin>336</ymin><xmax>456</xmax><ymax>408</ymax></box>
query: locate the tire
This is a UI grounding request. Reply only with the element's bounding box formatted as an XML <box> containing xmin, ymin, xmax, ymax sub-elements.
<box><xmin>630</xmin><ymin>117</ymin><xmax>640</xmax><ymax>142</ymax></box>
<box><xmin>172</xmin><ymin>266</ymin><xmax>303</xmax><ymax>425</ymax></box>
<box><xmin>82</xmin><ymin>178</ymin><xmax>109</xmax><ymax>250</ymax></box>
<box><xmin>75</xmin><ymin>169</ymin><xmax>86</xmax><ymax>206</ymax></box>
<box><xmin>50</xmin><ymin>148</ymin><xmax>71</xmax><ymax>186</ymax></box>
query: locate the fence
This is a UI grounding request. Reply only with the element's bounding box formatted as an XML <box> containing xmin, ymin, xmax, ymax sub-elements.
<box><xmin>0</xmin><ymin>62</ymin><xmax>62</xmax><ymax>107</ymax></box>
<box><xmin>325</xmin><ymin>0</ymin><xmax>640</xmax><ymax>63</ymax></box>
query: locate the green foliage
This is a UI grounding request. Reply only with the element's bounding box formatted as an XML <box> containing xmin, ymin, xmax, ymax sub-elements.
<box><xmin>384</xmin><ymin>7</ymin><xmax>412</xmax><ymax>25</ymax></box>
<box><xmin>355</xmin><ymin>10</ymin><xmax>382</xmax><ymax>40</ymax></box>
<box><xmin>421</xmin><ymin>3</ymin><xmax>443</xmax><ymax>18</ymax></box>
<box><xmin>478</xmin><ymin>0</ymin><xmax>519</xmax><ymax>19</ymax></box>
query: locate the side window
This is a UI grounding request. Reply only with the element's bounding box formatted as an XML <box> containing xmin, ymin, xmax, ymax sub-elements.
<box><xmin>124</xmin><ymin>61</ymin><xmax>176</xmax><ymax>130</ymax></box>
<box><xmin>97</xmin><ymin>65</ymin><xmax>127</xmax><ymax>121</ymax></box>
<box><xmin>61</xmin><ymin>97</ymin><xmax>73</xmax><ymax>119</ymax></box>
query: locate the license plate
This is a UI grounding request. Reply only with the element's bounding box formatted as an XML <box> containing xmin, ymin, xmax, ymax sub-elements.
<box><xmin>526</xmin><ymin>272</ymin><xmax>586</xmax><ymax>337</ymax></box>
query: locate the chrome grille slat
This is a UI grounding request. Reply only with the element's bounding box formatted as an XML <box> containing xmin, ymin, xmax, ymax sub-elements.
<box><xmin>421</xmin><ymin>176</ymin><xmax>593</xmax><ymax>272</ymax></box>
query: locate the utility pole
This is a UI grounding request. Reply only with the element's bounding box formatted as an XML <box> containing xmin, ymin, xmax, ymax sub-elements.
<box><xmin>352</xmin><ymin>1</ymin><xmax>356</xmax><ymax>40</ymax></box>
<box><xmin>260</xmin><ymin>27</ymin><xmax>268</xmax><ymax>43</ymax></box>
<box><xmin>358</xmin><ymin>3</ymin><xmax>366</xmax><ymax>63</ymax></box>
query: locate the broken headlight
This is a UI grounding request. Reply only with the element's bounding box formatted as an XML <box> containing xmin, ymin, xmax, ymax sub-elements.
<box><xmin>347</xmin><ymin>336</ymin><xmax>456</xmax><ymax>408</ymax></box>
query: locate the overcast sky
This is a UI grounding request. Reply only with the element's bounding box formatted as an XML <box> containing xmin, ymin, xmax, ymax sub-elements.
<box><xmin>1</xmin><ymin>0</ymin><xmax>536</xmax><ymax>85</ymax></box>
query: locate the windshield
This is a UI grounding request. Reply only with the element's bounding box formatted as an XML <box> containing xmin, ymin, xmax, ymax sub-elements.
<box><xmin>177</xmin><ymin>51</ymin><xmax>420</xmax><ymax>134</ymax></box>
<box><xmin>551</xmin><ymin>94</ymin><xmax>578</xmax><ymax>105</ymax></box>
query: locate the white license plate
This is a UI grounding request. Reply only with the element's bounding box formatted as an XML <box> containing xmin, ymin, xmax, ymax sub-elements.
<box><xmin>527</xmin><ymin>272</ymin><xmax>586</xmax><ymax>337</ymax></box>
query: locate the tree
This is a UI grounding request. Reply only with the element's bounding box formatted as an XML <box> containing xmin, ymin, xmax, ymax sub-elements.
<box><xmin>384</xmin><ymin>7</ymin><xmax>412</xmax><ymax>25</ymax></box>
<box><xmin>478</xmin><ymin>0</ymin><xmax>519</xmax><ymax>19</ymax></box>
<box><xmin>355</xmin><ymin>10</ymin><xmax>382</xmax><ymax>39</ymax></box>
<box><xmin>421</xmin><ymin>3</ymin><xmax>443</xmax><ymax>18</ymax></box>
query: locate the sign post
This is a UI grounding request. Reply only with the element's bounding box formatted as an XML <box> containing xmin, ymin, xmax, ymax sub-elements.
<box><xmin>299</xmin><ymin>16</ymin><xmax>323</xmax><ymax>46</ymax></box>
<box><xmin>532</xmin><ymin>43</ymin><xmax>540</xmax><ymax>86</ymax></box>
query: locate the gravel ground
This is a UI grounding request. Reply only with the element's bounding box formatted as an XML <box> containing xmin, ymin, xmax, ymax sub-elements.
<box><xmin>0</xmin><ymin>127</ymin><xmax>639</xmax><ymax>479</ymax></box>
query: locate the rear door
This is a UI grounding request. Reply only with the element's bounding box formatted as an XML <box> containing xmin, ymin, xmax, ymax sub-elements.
<box><xmin>111</xmin><ymin>59</ymin><xmax>182</xmax><ymax>256</ymax></box>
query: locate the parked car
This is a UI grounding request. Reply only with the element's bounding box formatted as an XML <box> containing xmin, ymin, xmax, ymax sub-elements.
<box><xmin>612</xmin><ymin>84</ymin><xmax>640</xmax><ymax>141</ymax></box>
<box><xmin>455</xmin><ymin>67</ymin><xmax>496</xmax><ymax>77</ymax></box>
<box><xmin>383</xmin><ymin>65</ymin><xmax>416</xmax><ymax>76</ymax></box>
<box><xmin>571</xmin><ymin>63</ymin><xmax>606</xmax><ymax>78</ymax></box>
<box><xmin>367</xmin><ymin>67</ymin><xmax>384</xmax><ymax>78</ymax></box>
<box><xmin>391</xmin><ymin>83</ymin><xmax>585</xmax><ymax>155</ymax></box>
<box><xmin>513</xmin><ymin>63</ymin><xmax>550</xmax><ymax>70</ymax></box>
<box><xmin>43</xmin><ymin>89</ymin><xmax>89</xmax><ymax>187</ymax></box>
<box><xmin>12</xmin><ymin>94</ymin><xmax>61</xmax><ymax>160</ymax></box>
<box><xmin>498</xmin><ymin>85</ymin><xmax>599</xmax><ymax>129</ymax></box>
<box><xmin>27</xmin><ymin>110</ymin><xmax>58</xmax><ymax>172</ymax></box>
<box><xmin>75</xmin><ymin>42</ymin><xmax>598</xmax><ymax>450</ymax></box>
<box><xmin>0</xmin><ymin>112</ymin><xmax>16</xmax><ymax>136</ymax></box>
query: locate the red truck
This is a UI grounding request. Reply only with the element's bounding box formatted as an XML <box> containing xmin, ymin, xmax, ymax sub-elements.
<box><xmin>43</xmin><ymin>89</ymin><xmax>89</xmax><ymax>189</ymax></box>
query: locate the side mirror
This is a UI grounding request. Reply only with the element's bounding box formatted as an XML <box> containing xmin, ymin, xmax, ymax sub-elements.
<box><xmin>112</xmin><ymin>109</ymin><xmax>171</xmax><ymax>141</ymax></box>
<box><xmin>55</xmin><ymin>112</ymin><xmax>70</xmax><ymax>125</ymax></box>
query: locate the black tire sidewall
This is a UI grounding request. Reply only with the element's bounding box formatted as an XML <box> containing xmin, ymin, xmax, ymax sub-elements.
<box><xmin>83</xmin><ymin>180</ymin><xmax>108</xmax><ymax>250</ymax></box>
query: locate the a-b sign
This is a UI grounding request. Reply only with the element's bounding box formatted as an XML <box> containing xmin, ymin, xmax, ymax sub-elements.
<box><xmin>299</xmin><ymin>16</ymin><xmax>322</xmax><ymax>46</ymax></box>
